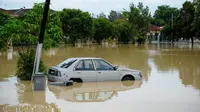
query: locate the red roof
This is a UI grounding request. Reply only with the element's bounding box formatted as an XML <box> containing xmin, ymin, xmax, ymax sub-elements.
<box><xmin>0</xmin><ymin>8</ymin><xmax>17</xmax><ymax>16</ymax></box>
<box><xmin>149</xmin><ymin>24</ymin><xmax>162</xmax><ymax>31</ymax></box>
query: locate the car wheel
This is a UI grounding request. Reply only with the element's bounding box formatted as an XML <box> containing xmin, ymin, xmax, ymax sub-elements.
<box><xmin>122</xmin><ymin>76</ymin><xmax>134</xmax><ymax>81</ymax></box>
<box><xmin>71</xmin><ymin>78</ymin><xmax>83</xmax><ymax>83</ymax></box>
<box><xmin>65</xmin><ymin>82</ymin><xmax>73</xmax><ymax>86</ymax></box>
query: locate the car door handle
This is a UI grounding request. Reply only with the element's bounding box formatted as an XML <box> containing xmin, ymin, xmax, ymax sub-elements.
<box><xmin>98</xmin><ymin>72</ymin><xmax>101</xmax><ymax>74</ymax></box>
<box><xmin>77</xmin><ymin>72</ymin><xmax>81</xmax><ymax>74</ymax></box>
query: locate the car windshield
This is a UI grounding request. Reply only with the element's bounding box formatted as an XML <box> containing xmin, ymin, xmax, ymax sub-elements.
<box><xmin>57</xmin><ymin>59</ymin><xmax>77</xmax><ymax>68</ymax></box>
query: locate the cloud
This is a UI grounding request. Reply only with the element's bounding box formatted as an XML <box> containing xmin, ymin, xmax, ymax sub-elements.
<box><xmin>0</xmin><ymin>0</ymin><xmax>192</xmax><ymax>15</ymax></box>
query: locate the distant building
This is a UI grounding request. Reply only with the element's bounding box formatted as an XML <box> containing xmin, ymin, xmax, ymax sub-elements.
<box><xmin>0</xmin><ymin>8</ymin><xmax>18</xmax><ymax>16</ymax></box>
<box><xmin>0</xmin><ymin>8</ymin><xmax>55</xmax><ymax>17</ymax></box>
<box><xmin>146</xmin><ymin>24</ymin><xmax>164</xmax><ymax>43</ymax></box>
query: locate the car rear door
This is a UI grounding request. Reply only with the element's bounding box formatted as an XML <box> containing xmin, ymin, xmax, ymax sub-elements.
<box><xmin>93</xmin><ymin>59</ymin><xmax>120</xmax><ymax>82</ymax></box>
<box><xmin>73</xmin><ymin>59</ymin><xmax>97</xmax><ymax>82</ymax></box>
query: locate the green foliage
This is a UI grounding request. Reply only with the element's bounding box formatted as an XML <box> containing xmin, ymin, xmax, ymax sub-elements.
<box><xmin>119</xmin><ymin>21</ymin><xmax>132</xmax><ymax>43</ymax></box>
<box><xmin>123</xmin><ymin>2</ymin><xmax>151</xmax><ymax>44</ymax></box>
<box><xmin>192</xmin><ymin>0</ymin><xmax>200</xmax><ymax>37</ymax></box>
<box><xmin>60</xmin><ymin>9</ymin><xmax>93</xmax><ymax>45</ymax></box>
<box><xmin>0</xmin><ymin>3</ymin><xmax>62</xmax><ymax>80</ymax></box>
<box><xmin>0</xmin><ymin>11</ymin><xmax>10</xmax><ymax>26</ymax></box>
<box><xmin>0</xmin><ymin>19</ymin><xmax>26</xmax><ymax>47</ymax></box>
<box><xmin>112</xmin><ymin>19</ymin><xmax>123</xmax><ymax>39</ymax></box>
<box><xmin>98</xmin><ymin>12</ymin><xmax>107</xmax><ymax>18</ymax></box>
<box><xmin>153</xmin><ymin>5</ymin><xmax>179</xmax><ymax>25</ymax></box>
<box><xmin>1</xmin><ymin>1</ymin><xmax>199</xmax><ymax>47</ymax></box>
<box><xmin>171</xmin><ymin>1</ymin><xmax>195</xmax><ymax>43</ymax></box>
<box><xmin>161</xmin><ymin>24</ymin><xmax>171</xmax><ymax>40</ymax></box>
<box><xmin>136</xmin><ymin>36</ymin><xmax>146</xmax><ymax>44</ymax></box>
<box><xmin>93</xmin><ymin>18</ymin><xmax>113</xmax><ymax>43</ymax></box>
<box><xmin>0</xmin><ymin>3</ymin><xmax>63</xmax><ymax>49</ymax></box>
<box><xmin>180</xmin><ymin>1</ymin><xmax>195</xmax><ymax>39</ymax></box>
<box><xmin>151</xmin><ymin>18</ymin><xmax>165</xmax><ymax>26</ymax></box>
<box><xmin>153</xmin><ymin>5</ymin><xmax>180</xmax><ymax>42</ymax></box>
<box><xmin>16</xmin><ymin>48</ymin><xmax>46</xmax><ymax>80</ymax></box>
<box><xmin>108</xmin><ymin>10</ymin><xmax>123</xmax><ymax>22</ymax></box>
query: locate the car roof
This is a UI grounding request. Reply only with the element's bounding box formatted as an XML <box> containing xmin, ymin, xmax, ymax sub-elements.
<box><xmin>67</xmin><ymin>57</ymin><xmax>103</xmax><ymax>60</ymax></box>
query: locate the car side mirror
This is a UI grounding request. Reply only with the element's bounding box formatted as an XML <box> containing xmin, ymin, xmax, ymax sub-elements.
<box><xmin>113</xmin><ymin>66</ymin><xmax>118</xmax><ymax>70</ymax></box>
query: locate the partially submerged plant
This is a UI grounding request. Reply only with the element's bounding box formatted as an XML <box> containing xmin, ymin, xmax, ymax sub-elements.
<box><xmin>16</xmin><ymin>47</ymin><xmax>46</xmax><ymax>80</ymax></box>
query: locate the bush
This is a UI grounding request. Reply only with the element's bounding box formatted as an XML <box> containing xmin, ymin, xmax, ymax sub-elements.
<box><xmin>136</xmin><ymin>36</ymin><xmax>146</xmax><ymax>44</ymax></box>
<box><xmin>16</xmin><ymin>48</ymin><xmax>46</xmax><ymax>80</ymax></box>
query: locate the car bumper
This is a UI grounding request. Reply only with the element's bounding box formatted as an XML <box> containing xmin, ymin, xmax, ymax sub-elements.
<box><xmin>48</xmin><ymin>75</ymin><xmax>69</xmax><ymax>82</ymax></box>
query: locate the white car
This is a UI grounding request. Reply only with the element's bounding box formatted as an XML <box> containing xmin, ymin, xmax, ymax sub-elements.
<box><xmin>48</xmin><ymin>57</ymin><xmax>142</xmax><ymax>84</ymax></box>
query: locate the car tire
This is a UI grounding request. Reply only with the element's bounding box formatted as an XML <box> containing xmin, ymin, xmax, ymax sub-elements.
<box><xmin>122</xmin><ymin>76</ymin><xmax>134</xmax><ymax>81</ymax></box>
<box><xmin>65</xmin><ymin>82</ymin><xmax>73</xmax><ymax>86</ymax></box>
<box><xmin>122</xmin><ymin>76</ymin><xmax>135</xmax><ymax>86</ymax></box>
<box><xmin>70</xmin><ymin>78</ymin><xmax>83</xmax><ymax>83</ymax></box>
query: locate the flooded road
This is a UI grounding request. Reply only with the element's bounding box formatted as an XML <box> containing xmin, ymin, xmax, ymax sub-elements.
<box><xmin>0</xmin><ymin>44</ymin><xmax>200</xmax><ymax>112</ymax></box>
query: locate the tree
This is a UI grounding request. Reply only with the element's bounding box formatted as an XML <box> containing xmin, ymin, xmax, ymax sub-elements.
<box><xmin>153</xmin><ymin>5</ymin><xmax>179</xmax><ymax>25</ymax></box>
<box><xmin>119</xmin><ymin>21</ymin><xmax>132</xmax><ymax>43</ymax></box>
<box><xmin>123</xmin><ymin>2</ymin><xmax>151</xmax><ymax>44</ymax></box>
<box><xmin>0</xmin><ymin>19</ymin><xmax>25</xmax><ymax>48</ymax></box>
<box><xmin>179</xmin><ymin>1</ymin><xmax>195</xmax><ymax>45</ymax></box>
<box><xmin>108</xmin><ymin>10</ymin><xmax>123</xmax><ymax>22</ymax></box>
<box><xmin>98</xmin><ymin>12</ymin><xmax>107</xmax><ymax>18</ymax></box>
<box><xmin>93</xmin><ymin>18</ymin><xmax>113</xmax><ymax>43</ymax></box>
<box><xmin>60</xmin><ymin>9</ymin><xmax>93</xmax><ymax>45</ymax></box>
<box><xmin>112</xmin><ymin>19</ymin><xmax>123</xmax><ymax>40</ymax></box>
<box><xmin>0</xmin><ymin>3</ymin><xmax>63</xmax><ymax>49</ymax></box>
<box><xmin>154</xmin><ymin>5</ymin><xmax>179</xmax><ymax>42</ymax></box>
<box><xmin>0</xmin><ymin>3</ymin><xmax>63</xmax><ymax>80</ymax></box>
<box><xmin>0</xmin><ymin>11</ymin><xmax>11</xmax><ymax>48</ymax></box>
<box><xmin>192</xmin><ymin>0</ymin><xmax>200</xmax><ymax>38</ymax></box>
<box><xmin>0</xmin><ymin>11</ymin><xmax>10</xmax><ymax>26</ymax></box>
<box><xmin>21</xmin><ymin>3</ymin><xmax>63</xmax><ymax>49</ymax></box>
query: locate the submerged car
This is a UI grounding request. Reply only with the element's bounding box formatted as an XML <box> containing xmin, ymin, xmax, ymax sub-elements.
<box><xmin>48</xmin><ymin>57</ymin><xmax>142</xmax><ymax>84</ymax></box>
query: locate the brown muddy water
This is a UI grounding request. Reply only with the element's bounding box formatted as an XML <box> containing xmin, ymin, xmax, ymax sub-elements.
<box><xmin>0</xmin><ymin>44</ymin><xmax>200</xmax><ymax>112</ymax></box>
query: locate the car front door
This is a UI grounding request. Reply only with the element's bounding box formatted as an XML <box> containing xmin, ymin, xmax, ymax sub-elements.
<box><xmin>93</xmin><ymin>59</ymin><xmax>120</xmax><ymax>82</ymax></box>
<box><xmin>73</xmin><ymin>59</ymin><xmax>97</xmax><ymax>82</ymax></box>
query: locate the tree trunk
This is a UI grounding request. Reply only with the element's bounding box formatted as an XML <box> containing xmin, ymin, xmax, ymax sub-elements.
<box><xmin>191</xmin><ymin>37</ymin><xmax>194</xmax><ymax>48</ymax></box>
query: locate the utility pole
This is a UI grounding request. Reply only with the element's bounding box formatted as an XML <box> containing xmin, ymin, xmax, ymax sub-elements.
<box><xmin>32</xmin><ymin>0</ymin><xmax>51</xmax><ymax>91</ymax></box>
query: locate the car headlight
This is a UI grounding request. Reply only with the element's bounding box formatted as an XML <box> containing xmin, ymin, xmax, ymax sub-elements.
<box><xmin>57</xmin><ymin>71</ymin><xmax>61</xmax><ymax>77</ymax></box>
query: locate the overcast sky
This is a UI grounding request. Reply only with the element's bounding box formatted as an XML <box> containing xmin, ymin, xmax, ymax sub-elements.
<box><xmin>0</xmin><ymin>0</ymin><xmax>192</xmax><ymax>15</ymax></box>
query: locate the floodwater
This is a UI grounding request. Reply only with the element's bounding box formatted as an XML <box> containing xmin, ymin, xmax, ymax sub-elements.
<box><xmin>0</xmin><ymin>44</ymin><xmax>200</xmax><ymax>112</ymax></box>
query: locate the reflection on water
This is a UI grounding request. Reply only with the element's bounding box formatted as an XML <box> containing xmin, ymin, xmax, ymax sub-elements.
<box><xmin>0</xmin><ymin>77</ymin><xmax>60</xmax><ymax>112</ymax></box>
<box><xmin>0</xmin><ymin>44</ymin><xmax>200</xmax><ymax>112</ymax></box>
<box><xmin>49</xmin><ymin>81</ymin><xmax>142</xmax><ymax>102</ymax></box>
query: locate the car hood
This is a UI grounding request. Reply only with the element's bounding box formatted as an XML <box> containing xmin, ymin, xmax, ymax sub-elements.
<box><xmin>117</xmin><ymin>67</ymin><xmax>140</xmax><ymax>73</ymax></box>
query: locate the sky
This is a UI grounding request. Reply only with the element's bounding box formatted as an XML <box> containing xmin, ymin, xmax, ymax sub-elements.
<box><xmin>0</xmin><ymin>0</ymin><xmax>192</xmax><ymax>15</ymax></box>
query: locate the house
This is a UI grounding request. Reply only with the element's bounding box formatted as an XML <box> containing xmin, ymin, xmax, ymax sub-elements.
<box><xmin>0</xmin><ymin>8</ymin><xmax>55</xmax><ymax>17</ymax></box>
<box><xmin>146</xmin><ymin>24</ymin><xmax>164</xmax><ymax>43</ymax></box>
<box><xmin>0</xmin><ymin>8</ymin><xmax>18</xmax><ymax>16</ymax></box>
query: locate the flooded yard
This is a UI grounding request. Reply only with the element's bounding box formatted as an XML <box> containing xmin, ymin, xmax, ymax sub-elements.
<box><xmin>0</xmin><ymin>44</ymin><xmax>200</xmax><ymax>112</ymax></box>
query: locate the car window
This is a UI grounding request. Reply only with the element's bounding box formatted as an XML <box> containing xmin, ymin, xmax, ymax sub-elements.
<box><xmin>75</xmin><ymin>60</ymin><xmax>95</xmax><ymax>70</ymax></box>
<box><xmin>75</xmin><ymin>61</ymin><xmax>84</xmax><ymax>70</ymax></box>
<box><xmin>84</xmin><ymin>60</ymin><xmax>95</xmax><ymax>70</ymax></box>
<box><xmin>93</xmin><ymin>59</ymin><xmax>114</xmax><ymax>70</ymax></box>
<box><xmin>57</xmin><ymin>59</ymin><xmax>77</xmax><ymax>68</ymax></box>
